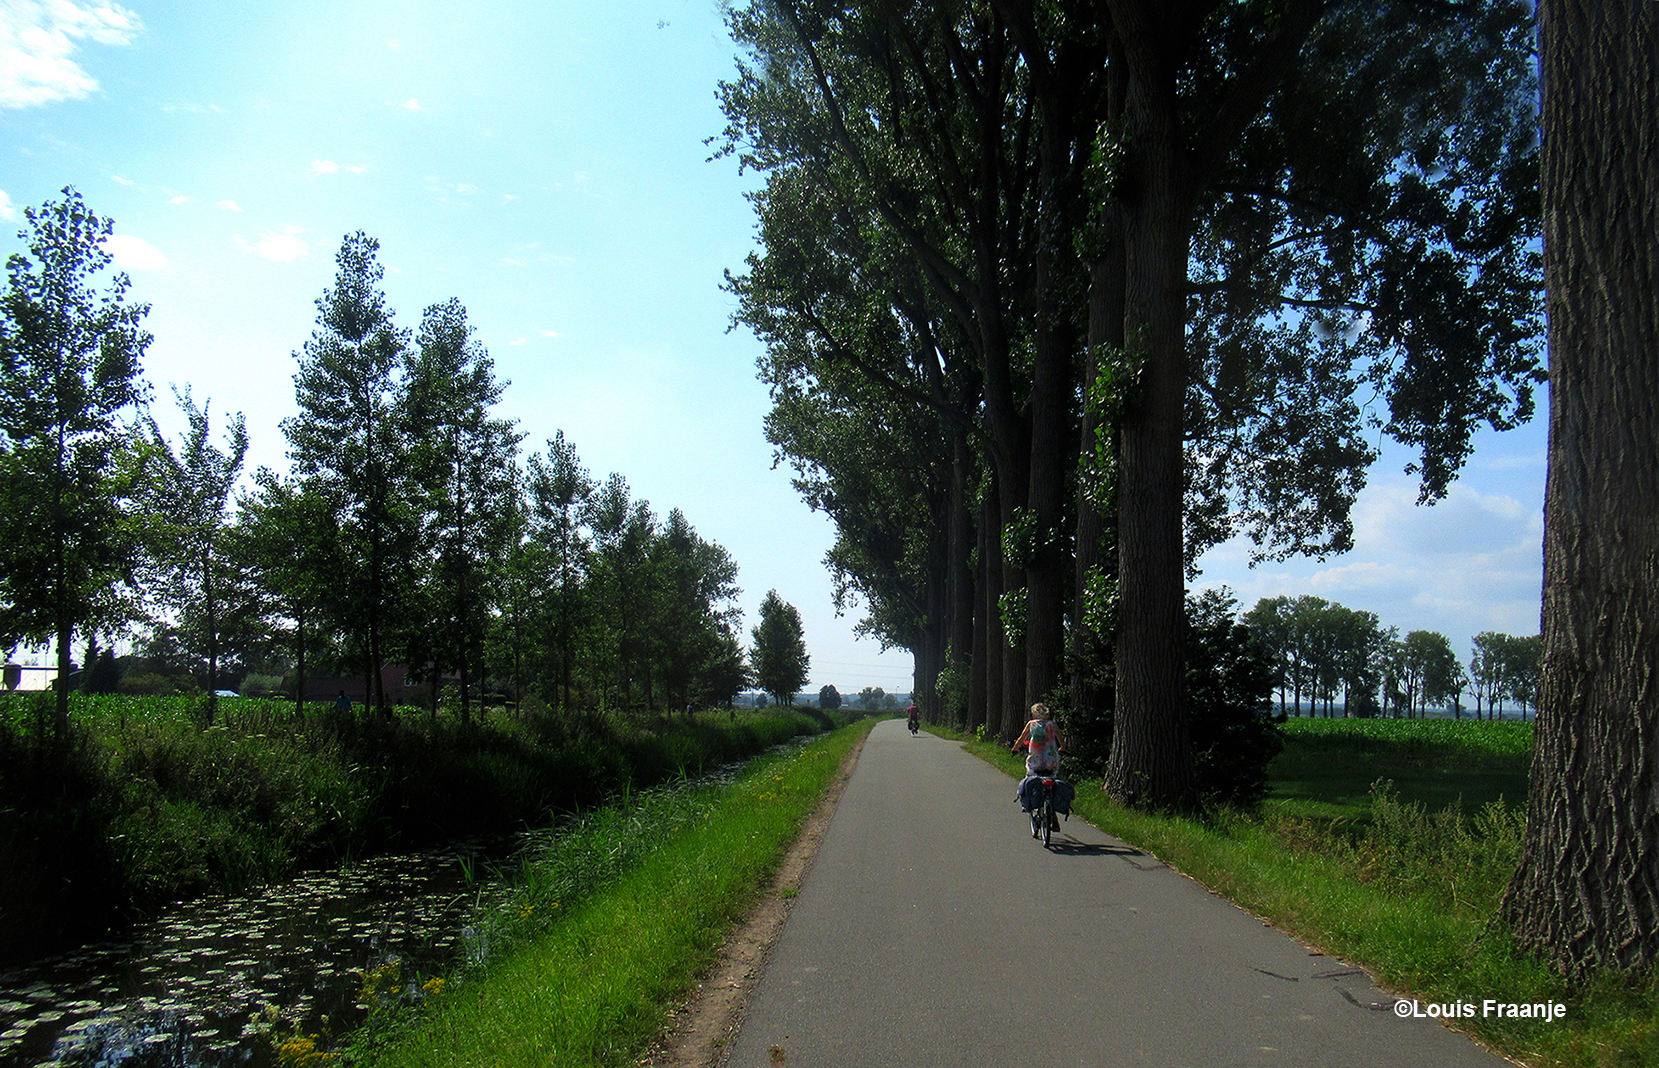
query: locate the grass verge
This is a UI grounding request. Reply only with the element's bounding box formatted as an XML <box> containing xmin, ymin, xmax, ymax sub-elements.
<box><xmin>0</xmin><ymin>694</ymin><xmax>842</xmax><ymax>961</ymax></box>
<box><xmin>353</xmin><ymin>716</ymin><xmax>874</xmax><ymax>1068</ymax></box>
<box><xmin>945</xmin><ymin>721</ymin><xmax>1659</xmax><ymax>1068</ymax></box>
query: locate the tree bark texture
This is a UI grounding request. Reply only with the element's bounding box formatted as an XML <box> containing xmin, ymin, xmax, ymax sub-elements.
<box><xmin>950</xmin><ymin>432</ymin><xmax>978</xmax><ymax>730</ymax></box>
<box><xmin>969</xmin><ymin>488</ymin><xmax>992</xmax><ymax>734</ymax></box>
<box><xmin>981</xmin><ymin>486</ymin><xmax>1006</xmax><ymax>740</ymax></box>
<box><xmin>1502</xmin><ymin>0</ymin><xmax>1659</xmax><ymax>980</ymax></box>
<box><xmin>1101</xmin><ymin>33</ymin><xmax>1195</xmax><ymax>808</ymax></box>
<box><xmin>1073</xmin><ymin>222</ymin><xmax>1125</xmax><ymax>722</ymax></box>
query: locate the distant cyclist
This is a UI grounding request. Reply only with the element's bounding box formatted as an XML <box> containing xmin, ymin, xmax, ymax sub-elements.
<box><xmin>906</xmin><ymin>703</ymin><xmax>920</xmax><ymax>735</ymax></box>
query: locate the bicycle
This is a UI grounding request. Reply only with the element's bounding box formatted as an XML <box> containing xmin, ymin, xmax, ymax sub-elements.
<box><xmin>1025</xmin><ymin>771</ymin><xmax>1060</xmax><ymax>847</ymax></box>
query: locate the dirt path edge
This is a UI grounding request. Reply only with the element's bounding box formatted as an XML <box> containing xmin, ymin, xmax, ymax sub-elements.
<box><xmin>640</xmin><ymin>725</ymin><xmax>870</xmax><ymax>1068</ymax></box>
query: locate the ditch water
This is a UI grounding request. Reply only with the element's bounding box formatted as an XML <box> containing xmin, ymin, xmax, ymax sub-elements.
<box><xmin>0</xmin><ymin>835</ymin><xmax>517</xmax><ymax>1067</ymax></box>
<box><xmin>0</xmin><ymin>737</ymin><xmax>806</xmax><ymax>1068</ymax></box>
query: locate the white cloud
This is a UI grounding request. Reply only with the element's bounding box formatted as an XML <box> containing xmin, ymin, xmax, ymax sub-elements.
<box><xmin>501</xmin><ymin>257</ymin><xmax>525</xmax><ymax>266</ymax></box>
<box><xmin>509</xmin><ymin>337</ymin><xmax>527</xmax><ymax>346</ymax></box>
<box><xmin>1350</xmin><ymin>478</ymin><xmax>1538</xmax><ymax>558</ymax></box>
<box><xmin>402</xmin><ymin>98</ymin><xmax>420</xmax><ymax>110</ymax></box>
<box><xmin>101</xmin><ymin>232</ymin><xmax>166</xmax><ymax>270</ymax></box>
<box><xmin>345</xmin><ymin>164</ymin><xmax>367</xmax><ymax>174</ymax></box>
<box><xmin>455</xmin><ymin>183</ymin><xmax>477</xmax><ymax>195</ymax></box>
<box><xmin>0</xmin><ymin>0</ymin><xmax>142</xmax><ymax>110</ymax></box>
<box><xmin>386</xmin><ymin>37</ymin><xmax>400</xmax><ymax>50</ymax></box>
<box><xmin>0</xmin><ymin>189</ymin><xmax>15</xmax><ymax>220</ymax></box>
<box><xmin>539</xmin><ymin>329</ymin><xmax>562</xmax><ymax>338</ymax></box>
<box><xmin>161</xmin><ymin>102</ymin><xmax>224</xmax><ymax>114</ymax></box>
<box><xmin>110</xmin><ymin>174</ymin><xmax>133</xmax><ymax>185</ymax></box>
<box><xmin>502</xmin><ymin>193</ymin><xmax>518</xmax><ymax>202</ymax></box>
<box><xmin>216</xmin><ymin>199</ymin><xmax>242</xmax><ymax>211</ymax></box>
<box><xmin>310</xmin><ymin>159</ymin><xmax>340</xmax><ymax>175</ymax></box>
<box><xmin>235</xmin><ymin>226</ymin><xmax>308</xmax><ymax>263</ymax></box>
<box><xmin>168</xmin><ymin>194</ymin><xmax>187</xmax><ymax>204</ymax></box>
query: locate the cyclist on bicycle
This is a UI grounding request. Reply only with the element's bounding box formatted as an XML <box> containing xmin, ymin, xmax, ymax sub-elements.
<box><xmin>906</xmin><ymin>703</ymin><xmax>920</xmax><ymax>734</ymax></box>
<box><xmin>1012</xmin><ymin>703</ymin><xmax>1064</xmax><ymax>827</ymax></box>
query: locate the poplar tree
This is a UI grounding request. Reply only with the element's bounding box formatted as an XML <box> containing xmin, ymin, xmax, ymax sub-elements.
<box><xmin>526</xmin><ymin>431</ymin><xmax>593</xmax><ymax>711</ymax></box>
<box><xmin>233</xmin><ymin>470</ymin><xmax>343</xmax><ymax>716</ymax></box>
<box><xmin>1503</xmin><ymin>0</ymin><xmax>1659</xmax><ymax>979</ymax></box>
<box><xmin>146</xmin><ymin>387</ymin><xmax>248</xmax><ymax>722</ymax></box>
<box><xmin>0</xmin><ymin>188</ymin><xmax>151</xmax><ymax>732</ymax></box>
<box><xmin>282</xmin><ymin>233</ymin><xmax>415</xmax><ymax>711</ymax></box>
<box><xmin>751</xmin><ymin>589</ymin><xmax>809</xmax><ymax>707</ymax></box>
<box><xmin>405</xmin><ymin>298</ymin><xmax>521</xmax><ymax>721</ymax></box>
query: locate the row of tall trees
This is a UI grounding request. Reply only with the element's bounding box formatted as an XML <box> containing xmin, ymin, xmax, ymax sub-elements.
<box><xmin>719</xmin><ymin>0</ymin><xmax>1544</xmax><ymax>805</ymax></box>
<box><xmin>225</xmin><ymin>235</ymin><xmax>759</xmax><ymax>717</ymax></box>
<box><xmin>0</xmin><ymin>196</ymin><xmax>760</xmax><ymax>721</ymax></box>
<box><xmin>1243</xmin><ymin>594</ymin><xmax>1539</xmax><ymax>718</ymax></box>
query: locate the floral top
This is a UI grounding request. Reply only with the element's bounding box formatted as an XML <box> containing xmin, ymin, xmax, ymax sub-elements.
<box><xmin>1023</xmin><ymin>718</ymin><xmax>1060</xmax><ymax>775</ymax></box>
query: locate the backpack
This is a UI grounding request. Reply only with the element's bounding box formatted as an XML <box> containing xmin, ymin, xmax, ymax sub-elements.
<box><xmin>1030</xmin><ymin>720</ymin><xmax>1047</xmax><ymax>745</ymax></box>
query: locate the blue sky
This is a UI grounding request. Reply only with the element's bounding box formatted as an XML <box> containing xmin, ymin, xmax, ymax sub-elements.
<box><xmin>1</xmin><ymin>0</ymin><xmax>1546</xmax><ymax>689</ymax></box>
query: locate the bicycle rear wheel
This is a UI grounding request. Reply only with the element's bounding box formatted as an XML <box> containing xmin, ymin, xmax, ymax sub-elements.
<box><xmin>1040</xmin><ymin>796</ymin><xmax>1053</xmax><ymax>847</ymax></box>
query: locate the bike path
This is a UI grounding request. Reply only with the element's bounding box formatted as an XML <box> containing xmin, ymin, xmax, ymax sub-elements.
<box><xmin>724</xmin><ymin>717</ymin><xmax>1515</xmax><ymax>1067</ymax></box>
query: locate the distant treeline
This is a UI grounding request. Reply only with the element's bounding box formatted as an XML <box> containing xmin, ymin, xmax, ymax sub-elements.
<box><xmin>1242</xmin><ymin>595</ymin><xmax>1540</xmax><ymax>719</ymax></box>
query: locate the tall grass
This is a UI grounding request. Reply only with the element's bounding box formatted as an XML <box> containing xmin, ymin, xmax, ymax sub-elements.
<box><xmin>0</xmin><ymin>693</ymin><xmax>844</xmax><ymax>961</ymax></box>
<box><xmin>355</xmin><ymin>719</ymin><xmax>872</xmax><ymax>1068</ymax></box>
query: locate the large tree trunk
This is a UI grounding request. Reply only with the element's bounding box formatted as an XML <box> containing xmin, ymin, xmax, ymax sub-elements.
<box><xmin>1024</xmin><ymin>287</ymin><xmax>1075</xmax><ymax>710</ymax></box>
<box><xmin>1073</xmin><ymin>203</ymin><xmax>1126</xmax><ymax>722</ymax></box>
<box><xmin>1101</xmin><ymin>49</ymin><xmax>1195</xmax><ymax>809</ymax></box>
<box><xmin>1501</xmin><ymin>0</ymin><xmax>1659</xmax><ymax>980</ymax></box>
<box><xmin>948</xmin><ymin>432</ymin><xmax>977</xmax><ymax>729</ymax></box>
<box><xmin>980</xmin><ymin>485</ymin><xmax>1006</xmax><ymax>740</ymax></box>
<box><xmin>968</xmin><ymin>489</ymin><xmax>992</xmax><ymax>735</ymax></box>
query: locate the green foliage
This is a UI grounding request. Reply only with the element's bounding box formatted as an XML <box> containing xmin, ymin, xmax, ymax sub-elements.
<box><xmin>1186</xmin><ymin>590</ymin><xmax>1285</xmax><ymax>808</ymax></box>
<box><xmin>0</xmin><ymin>187</ymin><xmax>153</xmax><ymax>728</ymax></box>
<box><xmin>1343</xmin><ymin>780</ymin><xmax>1526</xmax><ymax>914</ymax></box>
<box><xmin>403</xmin><ymin>298</ymin><xmax>521</xmax><ymax>721</ymax></box>
<box><xmin>0</xmin><ymin>694</ymin><xmax>841</xmax><ymax>961</ymax></box>
<box><xmin>817</xmin><ymin>683</ymin><xmax>841</xmax><ymax>709</ymax></box>
<box><xmin>1279</xmin><ymin>714</ymin><xmax>1535</xmax><ymax>763</ymax></box>
<box><xmin>933</xmin><ymin>658</ymin><xmax>967</xmax><ymax>726</ymax></box>
<box><xmin>1470</xmin><ymin>630</ymin><xmax>1542</xmax><ymax>716</ymax></box>
<box><xmin>355</xmin><ymin>719</ymin><xmax>871</xmax><ymax>1068</ymax></box>
<box><xmin>1061</xmin><ymin>590</ymin><xmax>1281</xmax><ymax>809</ymax></box>
<box><xmin>750</xmin><ymin>589</ymin><xmax>809</xmax><ymax>707</ymax></box>
<box><xmin>282</xmin><ymin>232</ymin><xmax>420</xmax><ymax>710</ymax></box>
<box><xmin>144</xmin><ymin>385</ymin><xmax>250</xmax><ymax>710</ymax></box>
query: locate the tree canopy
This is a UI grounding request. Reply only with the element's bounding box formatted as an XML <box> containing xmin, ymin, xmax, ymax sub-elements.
<box><xmin>751</xmin><ymin>589</ymin><xmax>810</xmax><ymax>707</ymax></box>
<box><xmin>719</xmin><ymin>0</ymin><xmax>1542</xmax><ymax>806</ymax></box>
<box><xmin>0</xmin><ymin>187</ymin><xmax>152</xmax><ymax>730</ymax></box>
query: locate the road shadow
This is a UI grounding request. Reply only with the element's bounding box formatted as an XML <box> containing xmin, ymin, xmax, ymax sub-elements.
<box><xmin>1043</xmin><ymin>837</ymin><xmax>1149</xmax><ymax>859</ymax></box>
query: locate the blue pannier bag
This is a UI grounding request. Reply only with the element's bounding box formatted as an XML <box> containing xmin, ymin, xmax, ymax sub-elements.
<box><xmin>1053</xmin><ymin>778</ymin><xmax>1075</xmax><ymax>815</ymax></box>
<box><xmin>1020</xmin><ymin>776</ymin><xmax>1075</xmax><ymax>814</ymax></box>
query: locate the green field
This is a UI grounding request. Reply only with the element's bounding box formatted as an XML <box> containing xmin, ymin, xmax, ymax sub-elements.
<box><xmin>1268</xmin><ymin>716</ymin><xmax>1533</xmax><ymax>818</ymax></box>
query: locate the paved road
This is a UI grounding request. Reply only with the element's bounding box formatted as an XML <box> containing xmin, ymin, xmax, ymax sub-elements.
<box><xmin>725</xmin><ymin>718</ymin><xmax>1515</xmax><ymax>1068</ymax></box>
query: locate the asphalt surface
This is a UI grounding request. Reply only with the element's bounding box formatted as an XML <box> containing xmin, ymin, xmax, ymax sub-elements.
<box><xmin>724</xmin><ymin>717</ymin><xmax>1516</xmax><ymax>1068</ymax></box>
